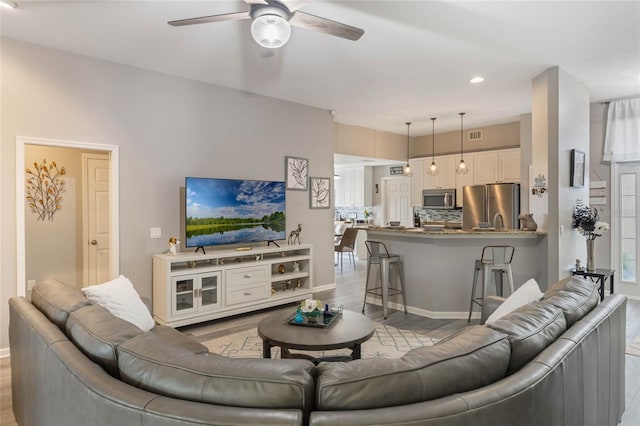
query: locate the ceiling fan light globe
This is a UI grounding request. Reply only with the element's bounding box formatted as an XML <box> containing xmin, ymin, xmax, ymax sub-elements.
<box><xmin>251</xmin><ymin>15</ymin><xmax>291</xmax><ymax>48</ymax></box>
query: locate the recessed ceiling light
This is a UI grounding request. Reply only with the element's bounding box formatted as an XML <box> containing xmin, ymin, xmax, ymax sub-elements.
<box><xmin>470</xmin><ymin>76</ymin><xmax>485</xmax><ymax>84</ymax></box>
<box><xmin>0</xmin><ymin>1</ymin><xmax>17</xmax><ymax>9</ymax></box>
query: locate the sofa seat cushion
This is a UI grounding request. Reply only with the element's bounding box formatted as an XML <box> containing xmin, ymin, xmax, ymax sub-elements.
<box><xmin>117</xmin><ymin>331</ymin><xmax>316</xmax><ymax>412</ymax></box>
<box><xmin>315</xmin><ymin>326</ymin><xmax>510</xmax><ymax>410</ymax></box>
<box><xmin>66</xmin><ymin>304</ymin><xmax>143</xmax><ymax>377</ymax></box>
<box><xmin>31</xmin><ymin>279</ymin><xmax>90</xmax><ymax>330</ymax></box>
<box><xmin>486</xmin><ymin>301</ymin><xmax>567</xmax><ymax>373</ymax></box>
<box><xmin>543</xmin><ymin>276</ymin><xmax>599</xmax><ymax>326</ymax></box>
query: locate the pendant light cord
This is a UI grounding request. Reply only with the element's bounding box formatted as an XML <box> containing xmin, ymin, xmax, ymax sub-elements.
<box><xmin>459</xmin><ymin>112</ymin><xmax>465</xmax><ymax>160</ymax></box>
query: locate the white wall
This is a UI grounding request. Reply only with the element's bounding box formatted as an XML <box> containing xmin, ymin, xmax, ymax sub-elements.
<box><xmin>532</xmin><ymin>66</ymin><xmax>590</xmax><ymax>286</ymax></box>
<box><xmin>1</xmin><ymin>38</ymin><xmax>335</xmax><ymax>350</ymax></box>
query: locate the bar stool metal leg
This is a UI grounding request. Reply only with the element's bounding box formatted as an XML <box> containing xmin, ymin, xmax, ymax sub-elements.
<box><xmin>396</xmin><ymin>261</ymin><xmax>408</xmax><ymax>315</ymax></box>
<box><xmin>362</xmin><ymin>259</ymin><xmax>373</xmax><ymax>314</ymax></box>
<box><xmin>468</xmin><ymin>260</ymin><xmax>481</xmax><ymax>322</ymax></box>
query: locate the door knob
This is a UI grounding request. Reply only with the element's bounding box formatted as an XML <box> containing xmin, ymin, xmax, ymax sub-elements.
<box><xmin>90</xmin><ymin>240</ymin><xmax>98</xmax><ymax>245</ymax></box>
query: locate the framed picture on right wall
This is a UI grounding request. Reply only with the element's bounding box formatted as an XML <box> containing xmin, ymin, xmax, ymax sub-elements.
<box><xmin>570</xmin><ymin>149</ymin><xmax>585</xmax><ymax>187</ymax></box>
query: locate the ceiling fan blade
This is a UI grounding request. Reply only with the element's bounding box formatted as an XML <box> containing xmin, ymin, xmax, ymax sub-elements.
<box><xmin>243</xmin><ymin>0</ymin><xmax>269</xmax><ymax>5</ymax></box>
<box><xmin>289</xmin><ymin>11</ymin><xmax>364</xmax><ymax>41</ymax></box>
<box><xmin>168</xmin><ymin>11</ymin><xmax>250</xmax><ymax>27</ymax></box>
<box><xmin>279</xmin><ymin>0</ymin><xmax>307</xmax><ymax>12</ymax></box>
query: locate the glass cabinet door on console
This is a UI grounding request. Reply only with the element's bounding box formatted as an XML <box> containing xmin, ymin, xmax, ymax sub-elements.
<box><xmin>171</xmin><ymin>271</ymin><xmax>221</xmax><ymax>317</ymax></box>
<box><xmin>172</xmin><ymin>275</ymin><xmax>196</xmax><ymax>316</ymax></box>
<box><xmin>199</xmin><ymin>273</ymin><xmax>221</xmax><ymax>312</ymax></box>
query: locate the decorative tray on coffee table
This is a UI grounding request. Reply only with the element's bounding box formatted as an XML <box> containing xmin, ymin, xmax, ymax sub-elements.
<box><xmin>286</xmin><ymin>312</ymin><xmax>339</xmax><ymax>328</ymax></box>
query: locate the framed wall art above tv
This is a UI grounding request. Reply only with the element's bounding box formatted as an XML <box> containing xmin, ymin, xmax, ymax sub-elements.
<box><xmin>570</xmin><ymin>149</ymin><xmax>585</xmax><ymax>187</ymax></box>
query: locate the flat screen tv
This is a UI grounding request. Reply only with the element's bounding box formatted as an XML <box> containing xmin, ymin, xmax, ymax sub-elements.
<box><xmin>185</xmin><ymin>177</ymin><xmax>286</xmax><ymax>249</ymax></box>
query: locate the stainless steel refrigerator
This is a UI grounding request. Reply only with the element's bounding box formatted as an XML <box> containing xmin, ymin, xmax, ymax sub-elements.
<box><xmin>462</xmin><ymin>183</ymin><xmax>520</xmax><ymax>230</ymax></box>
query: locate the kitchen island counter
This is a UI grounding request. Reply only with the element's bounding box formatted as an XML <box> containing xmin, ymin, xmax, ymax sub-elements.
<box><xmin>363</xmin><ymin>227</ymin><xmax>548</xmax><ymax>319</ymax></box>
<box><xmin>367</xmin><ymin>226</ymin><xmax>546</xmax><ymax>238</ymax></box>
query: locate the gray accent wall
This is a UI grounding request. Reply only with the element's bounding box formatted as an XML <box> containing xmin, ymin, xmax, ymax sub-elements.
<box><xmin>1</xmin><ymin>38</ymin><xmax>335</xmax><ymax>350</ymax></box>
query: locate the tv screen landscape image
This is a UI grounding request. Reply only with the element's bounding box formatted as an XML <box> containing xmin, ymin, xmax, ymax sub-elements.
<box><xmin>185</xmin><ymin>177</ymin><xmax>286</xmax><ymax>248</ymax></box>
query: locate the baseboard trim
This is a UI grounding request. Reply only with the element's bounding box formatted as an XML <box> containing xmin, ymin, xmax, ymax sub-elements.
<box><xmin>0</xmin><ymin>347</ymin><xmax>10</xmax><ymax>359</ymax></box>
<box><xmin>366</xmin><ymin>297</ymin><xmax>478</xmax><ymax>320</ymax></box>
<box><xmin>312</xmin><ymin>283</ymin><xmax>337</xmax><ymax>293</ymax></box>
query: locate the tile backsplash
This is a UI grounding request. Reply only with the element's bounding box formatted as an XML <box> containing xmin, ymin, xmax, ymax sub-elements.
<box><xmin>335</xmin><ymin>206</ymin><xmax>373</xmax><ymax>222</ymax></box>
<box><xmin>335</xmin><ymin>206</ymin><xmax>462</xmax><ymax>224</ymax></box>
<box><xmin>414</xmin><ymin>208</ymin><xmax>463</xmax><ymax>223</ymax></box>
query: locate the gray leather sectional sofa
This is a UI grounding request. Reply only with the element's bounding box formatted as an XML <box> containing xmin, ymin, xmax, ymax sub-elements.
<box><xmin>9</xmin><ymin>276</ymin><xmax>626</xmax><ymax>426</ymax></box>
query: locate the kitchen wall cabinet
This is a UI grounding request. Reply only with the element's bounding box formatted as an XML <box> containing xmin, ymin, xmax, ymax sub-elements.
<box><xmin>409</xmin><ymin>148</ymin><xmax>520</xmax><ymax>207</ymax></box>
<box><xmin>473</xmin><ymin>148</ymin><xmax>520</xmax><ymax>184</ymax></box>
<box><xmin>334</xmin><ymin>166</ymin><xmax>373</xmax><ymax>207</ymax></box>
<box><xmin>424</xmin><ymin>155</ymin><xmax>456</xmax><ymax>189</ymax></box>
<box><xmin>409</xmin><ymin>158</ymin><xmax>424</xmax><ymax>206</ymax></box>
<box><xmin>455</xmin><ymin>164</ymin><xmax>474</xmax><ymax>207</ymax></box>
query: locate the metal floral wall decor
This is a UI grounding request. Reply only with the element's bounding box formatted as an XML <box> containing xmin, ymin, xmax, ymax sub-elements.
<box><xmin>25</xmin><ymin>159</ymin><xmax>66</xmax><ymax>221</ymax></box>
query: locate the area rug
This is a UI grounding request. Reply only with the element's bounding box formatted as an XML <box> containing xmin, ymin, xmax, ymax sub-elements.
<box><xmin>627</xmin><ymin>336</ymin><xmax>640</xmax><ymax>357</ymax></box>
<box><xmin>200</xmin><ymin>323</ymin><xmax>438</xmax><ymax>359</ymax></box>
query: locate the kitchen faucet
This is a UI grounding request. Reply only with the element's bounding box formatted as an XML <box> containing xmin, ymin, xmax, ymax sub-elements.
<box><xmin>493</xmin><ymin>213</ymin><xmax>505</xmax><ymax>230</ymax></box>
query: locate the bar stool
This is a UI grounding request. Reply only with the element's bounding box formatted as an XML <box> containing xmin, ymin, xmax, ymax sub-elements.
<box><xmin>468</xmin><ymin>245</ymin><xmax>515</xmax><ymax>322</ymax></box>
<box><xmin>362</xmin><ymin>240</ymin><xmax>408</xmax><ymax>320</ymax></box>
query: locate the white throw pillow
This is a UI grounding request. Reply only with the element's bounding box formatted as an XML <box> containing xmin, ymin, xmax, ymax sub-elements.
<box><xmin>485</xmin><ymin>278</ymin><xmax>543</xmax><ymax>323</ymax></box>
<box><xmin>82</xmin><ymin>275</ymin><xmax>155</xmax><ymax>331</ymax></box>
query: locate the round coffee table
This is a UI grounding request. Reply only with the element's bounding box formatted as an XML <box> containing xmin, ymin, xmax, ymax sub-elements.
<box><xmin>257</xmin><ymin>310</ymin><xmax>375</xmax><ymax>362</ymax></box>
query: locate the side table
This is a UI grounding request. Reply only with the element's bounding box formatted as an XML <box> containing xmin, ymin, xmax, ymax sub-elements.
<box><xmin>570</xmin><ymin>268</ymin><xmax>615</xmax><ymax>301</ymax></box>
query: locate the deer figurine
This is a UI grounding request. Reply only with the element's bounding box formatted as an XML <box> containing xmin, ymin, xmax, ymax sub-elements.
<box><xmin>288</xmin><ymin>224</ymin><xmax>302</xmax><ymax>245</ymax></box>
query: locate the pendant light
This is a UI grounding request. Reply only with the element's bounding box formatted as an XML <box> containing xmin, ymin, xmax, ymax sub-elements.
<box><xmin>404</xmin><ymin>122</ymin><xmax>412</xmax><ymax>176</ymax></box>
<box><xmin>455</xmin><ymin>112</ymin><xmax>469</xmax><ymax>174</ymax></box>
<box><xmin>427</xmin><ymin>117</ymin><xmax>439</xmax><ymax>175</ymax></box>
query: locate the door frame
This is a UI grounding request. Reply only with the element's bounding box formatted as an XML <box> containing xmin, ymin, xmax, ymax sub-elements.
<box><xmin>16</xmin><ymin>136</ymin><xmax>120</xmax><ymax>296</ymax></box>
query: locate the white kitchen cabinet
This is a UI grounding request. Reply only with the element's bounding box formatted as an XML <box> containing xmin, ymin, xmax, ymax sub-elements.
<box><xmin>409</xmin><ymin>158</ymin><xmax>424</xmax><ymax>206</ymax></box>
<box><xmin>498</xmin><ymin>148</ymin><xmax>521</xmax><ymax>183</ymax></box>
<box><xmin>334</xmin><ymin>166</ymin><xmax>373</xmax><ymax>207</ymax></box>
<box><xmin>153</xmin><ymin>245</ymin><xmax>313</xmax><ymax>327</ymax></box>
<box><xmin>424</xmin><ymin>155</ymin><xmax>456</xmax><ymax>189</ymax></box>
<box><xmin>455</xmin><ymin>158</ymin><xmax>474</xmax><ymax>207</ymax></box>
<box><xmin>473</xmin><ymin>148</ymin><xmax>520</xmax><ymax>184</ymax></box>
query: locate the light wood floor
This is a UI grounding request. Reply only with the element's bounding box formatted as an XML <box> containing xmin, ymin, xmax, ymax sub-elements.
<box><xmin>2</xmin><ymin>259</ymin><xmax>640</xmax><ymax>425</ymax></box>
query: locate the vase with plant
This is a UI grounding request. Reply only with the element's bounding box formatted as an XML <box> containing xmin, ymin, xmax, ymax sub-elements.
<box><xmin>364</xmin><ymin>209</ymin><xmax>371</xmax><ymax>223</ymax></box>
<box><xmin>299</xmin><ymin>298</ymin><xmax>323</xmax><ymax>323</ymax></box>
<box><xmin>572</xmin><ymin>199</ymin><xmax>610</xmax><ymax>272</ymax></box>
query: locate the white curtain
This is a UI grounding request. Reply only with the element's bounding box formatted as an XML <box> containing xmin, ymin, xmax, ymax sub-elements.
<box><xmin>603</xmin><ymin>98</ymin><xmax>640</xmax><ymax>162</ymax></box>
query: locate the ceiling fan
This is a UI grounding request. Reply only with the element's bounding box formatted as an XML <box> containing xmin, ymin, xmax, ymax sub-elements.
<box><xmin>168</xmin><ymin>0</ymin><xmax>364</xmax><ymax>49</ymax></box>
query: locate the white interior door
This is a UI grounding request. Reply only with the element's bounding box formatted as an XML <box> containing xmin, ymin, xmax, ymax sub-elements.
<box><xmin>83</xmin><ymin>154</ymin><xmax>111</xmax><ymax>285</ymax></box>
<box><xmin>382</xmin><ymin>177</ymin><xmax>412</xmax><ymax>227</ymax></box>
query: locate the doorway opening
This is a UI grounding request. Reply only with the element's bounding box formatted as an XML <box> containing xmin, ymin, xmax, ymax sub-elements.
<box><xmin>16</xmin><ymin>136</ymin><xmax>119</xmax><ymax>296</ymax></box>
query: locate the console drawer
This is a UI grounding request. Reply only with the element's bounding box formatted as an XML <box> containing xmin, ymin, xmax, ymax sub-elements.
<box><xmin>226</xmin><ymin>283</ymin><xmax>268</xmax><ymax>306</ymax></box>
<box><xmin>226</xmin><ymin>265</ymin><xmax>269</xmax><ymax>287</ymax></box>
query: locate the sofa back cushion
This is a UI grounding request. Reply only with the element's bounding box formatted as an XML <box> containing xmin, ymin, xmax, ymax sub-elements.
<box><xmin>486</xmin><ymin>301</ymin><xmax>567</xmax><ymax>373</ymax></box>
<box><xmin>117</xmin><ymin>331</ymin><xmax>316</xmax><ymax>412</ymax></box>
<box><xmin>66</xmin><ymin>304</ymin><xmax>143</xmax><ymax>377</ymax></box>
<box><xmin>543</xmin><ymin>276</ymin><xmax>599</xmax><ymax>326</ymax></box>
<box><xmin>315</xmin><ymin>326</ymin><xmax>510</xmax><ymax>410</ymax></box>
<box><xmin>150</xmin><ymin>325</ymin><xmax>209</xmax><ymax>354</ymax></box>
<box><xmin>31</xmin><ymin>279</ymin><xmax>90</xmax><ymax>330</ymax></box>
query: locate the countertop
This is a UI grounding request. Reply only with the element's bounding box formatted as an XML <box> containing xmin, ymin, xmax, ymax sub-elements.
<box><xmin>366</xmin><ymin>226</ymin><xmax>546</xmax><ymax>239</ymax></box>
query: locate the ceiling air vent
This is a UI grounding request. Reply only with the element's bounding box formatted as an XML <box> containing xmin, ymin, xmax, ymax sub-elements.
<box><xmin>468</xmin><ymin>130</ymin><xmax>483</xmax><ymax>141</ymax></box>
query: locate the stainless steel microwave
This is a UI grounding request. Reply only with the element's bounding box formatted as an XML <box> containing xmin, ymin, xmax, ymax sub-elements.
<box><xmin>422</xmin><ymin>189</ymin><xmax>456</xmax><ymax>209</ymax></box>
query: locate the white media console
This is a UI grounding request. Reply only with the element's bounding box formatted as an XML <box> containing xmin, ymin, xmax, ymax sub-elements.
<box><xmin>152</xmin><ymin>244</ymin><xmax>313</xmax><ymax>327</ymax></box>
